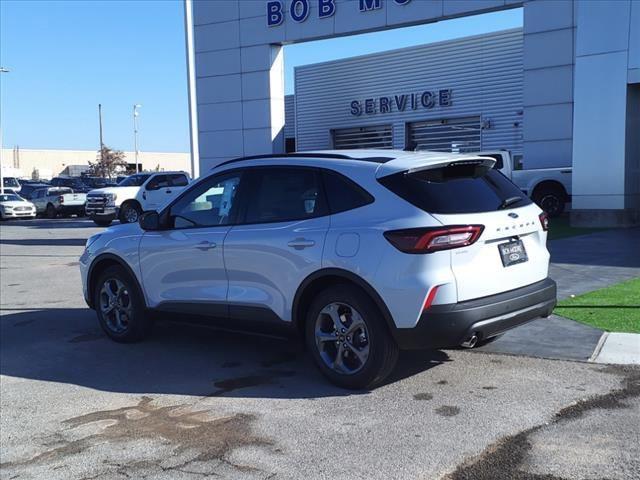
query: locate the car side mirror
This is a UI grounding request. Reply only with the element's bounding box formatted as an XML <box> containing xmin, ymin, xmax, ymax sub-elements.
<box><xmin>139</xmin><ymin>211</ymin><xmax>160</xmax><ymax>230</ymax></box>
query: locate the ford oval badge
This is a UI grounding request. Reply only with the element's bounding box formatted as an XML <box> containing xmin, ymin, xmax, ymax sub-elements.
<box><xmin>508</xmin><ymin>212</ymin><xmax>519</xmax><ymax>219</ymax></box>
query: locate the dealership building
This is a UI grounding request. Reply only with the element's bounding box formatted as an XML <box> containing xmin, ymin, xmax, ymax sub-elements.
<box><xmin>187</xmin><ymin>0</ymin><xmax>640</xmax><ymax>226</ymax></box>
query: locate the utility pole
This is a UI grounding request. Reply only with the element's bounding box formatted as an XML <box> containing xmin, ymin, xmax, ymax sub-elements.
<box><xmin>133</xmin><ymin>104</ymin><xmax>142</xmax><ymax>173</ymax></box>
<box><xmin>0</xmin><ymin>67</ymin><xmax>10</xmax><ymax>194</ymax></box>
<box><xmin>98</xmin><ymin>103</ymin><xmax>104</xmax><ymax>164</ymax></box>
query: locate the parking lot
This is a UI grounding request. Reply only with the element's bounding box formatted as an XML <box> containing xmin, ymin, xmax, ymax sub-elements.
<box><xmin>1</xmin><ymin>218</ymin><xmax>639</xmax><ymax>480</ymax></box>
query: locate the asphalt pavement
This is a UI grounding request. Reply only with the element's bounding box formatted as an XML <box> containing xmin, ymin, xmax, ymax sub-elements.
<box><xmin>1</xmin><ymin>218</ymin><xmax>638</xmax><ymax>480</ymax></box>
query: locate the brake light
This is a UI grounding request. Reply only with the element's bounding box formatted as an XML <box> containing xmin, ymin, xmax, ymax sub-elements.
<box><xmin>384</xmin><ymin>225</ymin><xmax>484</xmax><ymax>254</ymax></box>
<box><xmin>58</xmin><ymin>196</ymin><xmax>64</xmax><ymax>203</ymax></box>
<box><xmin>539</xmin><ymin>212</ymin><xmax>549</xmax><ymax>231</ymax></box>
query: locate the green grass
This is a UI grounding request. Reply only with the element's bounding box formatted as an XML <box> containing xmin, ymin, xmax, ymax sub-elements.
<box><xmin>547</xmin><ymin>215</ymin><xmax>608</xmax><ymax>241</ymax></box>
<box><xmin>555</xmin><ymin>278</ymin><xmax>640</xmax><ymax>333</ymax></box>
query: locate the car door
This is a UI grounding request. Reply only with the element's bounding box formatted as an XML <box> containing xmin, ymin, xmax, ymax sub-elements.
<box><xmin>32</xmin><ymin>189</ymin><xmax>46</xmax><ymax>212</ymax></box>
<box><xmin>141</xmin><ymin>174</ymin><xmax>171</xmax><ymax>211</ymax></box>
<box><xmin>224</xmin><ymin>166</ymin><xmax>330</xmax><ymax>324</ymax></box>
<box><xmin>138</xmin><ymin>170</ymin><xmax>244</xmax><ymax>314</ymax></box>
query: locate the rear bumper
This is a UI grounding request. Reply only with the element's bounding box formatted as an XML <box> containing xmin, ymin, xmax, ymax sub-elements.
<box><xmin>57</xmin><ymin>205</ymin><xmax>85</xmax><ymax>214</ymax></box>
<box><xmin>393</xmin><ymin>278</ymin><xmax>557</xmax><ymax>350</ymax></box>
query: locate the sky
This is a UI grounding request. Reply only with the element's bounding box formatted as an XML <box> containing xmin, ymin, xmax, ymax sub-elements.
<box><xmin>1</xmin><ymin>1</ymin><xmax>522</xmax><ymax>154</ymax></box>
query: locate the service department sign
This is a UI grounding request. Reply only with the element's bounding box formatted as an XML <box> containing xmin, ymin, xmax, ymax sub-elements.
<box><xmin>267</xmin><ymin>0</ymin><xmax>412</xmax><ymax>27</ymax></box>
<box><xmin>350</xmin><ymin>89</ymin><xmax>453</xmax><ymax>116</ymax></box>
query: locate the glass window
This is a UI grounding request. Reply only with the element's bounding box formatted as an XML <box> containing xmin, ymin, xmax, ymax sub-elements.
<box><xmin>169</xmin><ymin>172</ymin><xmax>242</xmax><ymax>229</ymax></box>
<box><xmin>322</xmin><ymin>170</ymin><xmax>374</xmax><ymax>214</ymax></box>
<box><xmin>244</xmin><ymin>168</ymin><xmax>326</xmax><ymax>224</ymax></box>
<box><xmin>146</xmin><ymin>175</ymin><xmax>169</xmax><ymax>190</ymax></box>
<box><xmin>169</xmin><ymin>174</ymin><xmax>189</xmax><ymax>187</ymax></box>
<box><xmin>379</xmin><ymin>165</ymin><xmax>531</xmax><ymax>214</ymax></box>
<box><xmin>118</xmin><ymin>174</ymin><xmax>151</xmax><ymax>187</ymax></box>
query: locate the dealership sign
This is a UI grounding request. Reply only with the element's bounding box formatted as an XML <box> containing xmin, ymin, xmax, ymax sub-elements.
<box><xmin>267</xmin><ymin>0</ymin><xmax>412</xmax><ymax>26</ymax></box>
<box><xmin>350</xmin><ymin>89</ymin><xmax>453</xmax><ymax>116</ymax></box>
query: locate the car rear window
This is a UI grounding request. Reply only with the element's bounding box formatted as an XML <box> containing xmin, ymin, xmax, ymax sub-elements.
<box><xmin>378</xmin><ymin>164</ymin><xmax>531</xmax><ymax>214</ymax></box>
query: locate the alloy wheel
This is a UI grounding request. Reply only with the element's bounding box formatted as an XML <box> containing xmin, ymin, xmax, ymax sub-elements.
<box><xmin>123</xmin><ymin>206</ymin><xmax>139</xmax><ymax>223</ymax></box>
<box><xmin>99</xmin><ymin>278</ymin><xmax>133</xmax><ymax>334</ymax></box>
<box><xmin>315</xmin><ymin>302</ymin><xmax>370</xmax><ymax>375</ymax></box>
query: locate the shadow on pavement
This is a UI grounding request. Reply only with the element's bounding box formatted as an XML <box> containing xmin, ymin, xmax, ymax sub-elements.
<box><xmin>0</xmin><ymin>308</ymin><xmax>449</xmax><ymax>398</ymax></box>
<box><xmin>0</xmin><ymin>238</ymin><xmax>88</xmax><ymax>247</ymax></box>
<box><xmin>1</xmin><ymin>218</ymin><xmax>97</xmax><ymax>229</ymax></box>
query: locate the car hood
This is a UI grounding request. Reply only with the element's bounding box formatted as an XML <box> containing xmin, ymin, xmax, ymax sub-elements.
<box><xmin>0</xmin><ymin>201</ymin><xmax>34</xmax><ymax>208</ymax></box>
<box><xmin>88</xmin><ymin>186</ymin><xmax>138</xmax><ymax>196</ymax></box>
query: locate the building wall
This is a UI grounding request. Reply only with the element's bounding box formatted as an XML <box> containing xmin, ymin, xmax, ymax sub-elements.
<box><xmin>1</xmin><ymin>148</ymin><xmax>190</xmax><ymax>180</ymax></box>
<box><xmin>284</xmin><ymin>94</ymin><xmax>295</xmax><ymax>139</ymax></box>
<box><xmin>190</xmin><ymin>0</ymin><xmax>526</xmax><ymax>171</ymax></box>
<box><xmin>571</xmin><ymin>0</ymin><xmax>640</xmax><ymax>220</ymax></box>
<box><xmin>522</xmin><ymin>0</ymin><xmax>575</xmax><ymax>169</ymax></box>
<box><xmin>294</xmin><ymin>29</ymin><xmax>524</xmax><ymax>157</ymax></box>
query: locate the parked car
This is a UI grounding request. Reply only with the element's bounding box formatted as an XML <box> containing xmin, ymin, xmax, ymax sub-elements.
<box><xmin>18</xmin><ymin>183</ymin><xmax>52</xmax><ymax>200</ymax></box>
<box><xmin>81</xmin><ymin>177</ymin><xmax>117</xmax><ymax>189</ymax></box>
<box><xmin>2</xmin><ymin>177</ymin><xmax>22</xmax><ymax>193</ymax></box>
<box><xmin>50</xmin><ymin>177</ymin><xmax>92</xmax><ymax>193</ymax></box>
<box><xmin>476</xmin><ymin>151</ymin><xmax>572</xmax><ymax>217</ymax></box>
<box><xmin>80</xmin><ymin>150</ymin><xmax>557</xmax><ymax>389</ymax></box>
<box><xmin>85</xmin><ymin>171</ymin><xmax>190</xmax><ymax>226</ymax></box>
<box><xmin>0</xmin><ymin>193</ymin><xmax>36</xmax><ymax>220</ymax></box>
<box><xmin>31</xmin><ymin>187</ymin><xmax>87</xmax><ymax>218</ymax></box>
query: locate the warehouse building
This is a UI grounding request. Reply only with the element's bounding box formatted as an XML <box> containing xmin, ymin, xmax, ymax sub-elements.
<box><xmin>289</xmin><ymin>29</ymin><xmax>526</xmax><ymax>167</ymax></box>
<box><xmin>187</xmin><ymin>0</ymin><xmax>640</xmax><ymax>226</ymax></box>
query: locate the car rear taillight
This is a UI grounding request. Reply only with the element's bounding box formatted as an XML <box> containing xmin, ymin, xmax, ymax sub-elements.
<box><xmin>58</xmin><ymin>196</ymin><xmax>64</xmax><ymax>203</ymax></box>
<box><xmin>384</xmin><ymin>225</ymin><xmax>484</xmax><ymax>254</ymax></box>
<box><xmin>538</xmin><ymin>212</ymin><xmax>549</xmax><ymax>231</ymax></box>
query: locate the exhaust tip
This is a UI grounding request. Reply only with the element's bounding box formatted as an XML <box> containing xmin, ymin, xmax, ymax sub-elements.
<box><xmin>461</xmin><ymin>333</ymin><xmax>479</xmax><ymax>349</ymax></box>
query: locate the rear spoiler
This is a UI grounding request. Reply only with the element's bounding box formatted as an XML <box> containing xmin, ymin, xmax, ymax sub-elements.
<box><xmin>375</xmin><ymin>155</ymin><xmax>496</xmax><ymax>179</ymax></box>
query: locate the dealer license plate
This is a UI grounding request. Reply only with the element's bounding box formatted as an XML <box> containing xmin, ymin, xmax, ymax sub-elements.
<box><xmin>498</xmin><ymin>239</ymin><xmax>528</xmax><ymax>267</ymax></box>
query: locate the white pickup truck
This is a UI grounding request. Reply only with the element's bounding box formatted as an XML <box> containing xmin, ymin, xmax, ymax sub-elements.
<box><xmin>478</xmin><ymin>151</ymin><xmax>572</xmax><ymax>217</ymax></box>
<box><xmin>31</xmin><ymin>187</ymin><xmax>87</xmax><ymax>218</ymax></box>
<box><xmin>85</xmin><ymin>171</ymin><xmax>190</xmax><ymax>226</ymax></box>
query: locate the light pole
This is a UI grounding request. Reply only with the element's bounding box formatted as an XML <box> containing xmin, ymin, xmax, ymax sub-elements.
<box><xmin>133</xmin><ymin>104</ymin><xmax>142</xmax><ymax>173</ymax></box>
<box><xmin>0</xmin><ymin>67</ymin><xmax>10</xmax><ymax>194</ymax></box>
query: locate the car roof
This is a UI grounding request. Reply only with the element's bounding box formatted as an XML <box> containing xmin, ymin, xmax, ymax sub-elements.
<box><xmin>215</xmin><ymin>149</ymin><xmax>494</xmax><ymax>178</ymax></box>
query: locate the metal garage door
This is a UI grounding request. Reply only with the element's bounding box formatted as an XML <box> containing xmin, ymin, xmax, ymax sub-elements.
<box><xmin>408</xmin><ymin>116</ymin><xmax>481</xmax><ymax>153</ymax></box>
<box><xmin>332</xmin><ymin>125</ymin><xmax>393</xmax><ymax>150</ymax></box>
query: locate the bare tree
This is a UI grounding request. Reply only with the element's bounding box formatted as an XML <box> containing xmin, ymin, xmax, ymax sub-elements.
<box><xmin>89</xmin><ymin>145</ymin><xmax>128</xmax><ymax>179</ymax></box>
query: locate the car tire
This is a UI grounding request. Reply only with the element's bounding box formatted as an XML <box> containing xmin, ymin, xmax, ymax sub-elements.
<box><xmin>305</xmin><ymin>284</ymin><xmax>399</xmax><ymax>389</ymax></box>
<box><xmin>93</xmin><ymin>265</ymin><xmax>152</xmax><ymax>343</ymax></box>
<box><xmin>45</xmin><ymin>203</ymin><xmax>57</xmax><ymax>219</ymax></box>
<box><xmin>119</xmin><ymin>202</ymin><xmax>141</xmax><ymax>224</ymax></box>
<box><xmin>532</xmin><ymin>185</ymin><xmax>565</xmax><ymax>217</ymax></box>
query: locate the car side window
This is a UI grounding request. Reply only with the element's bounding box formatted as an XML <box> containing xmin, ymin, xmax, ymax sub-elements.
<box><xmin>322</xmin><ymin>169</ymin><xmax>374</xmax><ymax>214</ymax></box>
<box><xmin>146</xmin><ymin>175</ymin><xmax>169</xmax><ymax>190</ymax></box>
<box><xmin>243</xmin><ymin>167</ymin><xmax>326</xmax><ymax>224</ymax></box>
<box><xmin>169</xmin><ymin>171</ymin><xmax>242</xmax><ymax>229</ymax></box>
<box><xmin>169</xmin><ymin>174</ymin><xmax>189</xmax><ymax>187</ymax></box>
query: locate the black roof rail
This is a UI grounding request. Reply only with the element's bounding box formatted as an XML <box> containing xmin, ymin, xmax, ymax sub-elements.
<box><xmin>212</xmin><ymin>152</ymin><xmax>354</xmax><ymax>169</ymax></box>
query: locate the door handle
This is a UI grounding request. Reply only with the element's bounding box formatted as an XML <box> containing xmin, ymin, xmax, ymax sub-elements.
<box><xmin>195</xmin><ymin>241</ymin><xmax>217</xmax><ymax>251</ymax></box>
<box><xmin>166</xmin><ymin>189</ymin><xmax>172</xmax><ymax>194</ymax></box>
<box><xmin>287</xmin><ymin>238</ymin><xmax>315</xmax><ymax>250</ymax></box>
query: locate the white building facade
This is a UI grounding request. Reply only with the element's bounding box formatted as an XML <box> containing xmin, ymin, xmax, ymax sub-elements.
<box><xmin>188</xmin><ymin>0</ymin><xmax>640</xmax><ymax>226</ymax></box>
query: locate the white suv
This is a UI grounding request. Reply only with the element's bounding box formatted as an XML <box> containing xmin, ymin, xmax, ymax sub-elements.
<box><xmin>79</xmin><ymin>150</ymin><xmax>556</xmax><ymax>389</ymax></box>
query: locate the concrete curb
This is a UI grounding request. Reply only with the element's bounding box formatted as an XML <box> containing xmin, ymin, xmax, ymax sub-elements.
<box><xmin>590</xmin><ymin>332</ymin><xmax>640</xmax><ymax>365</ymax></box>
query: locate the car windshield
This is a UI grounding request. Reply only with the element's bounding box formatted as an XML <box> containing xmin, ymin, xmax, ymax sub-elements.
<box><xmin>118</xmin><ymin>174</ymin><xmax>151</xmax><ymax>187</ymax></box>
<box><xmin>0</xmin><ymin>194</ymin><xmax>22</xmax><ymax>202</ymax></box>
<box><xmin>3</xmin><ymin>178</ymin><xmax>20</xmax><ymax>188</ymax></box>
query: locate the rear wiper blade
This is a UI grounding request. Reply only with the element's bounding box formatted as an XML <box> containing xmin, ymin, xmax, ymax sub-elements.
<box><xmin>498</xmin><ymin>196</ymin><xmax>524</xmax><ymax>210</ymax></box>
